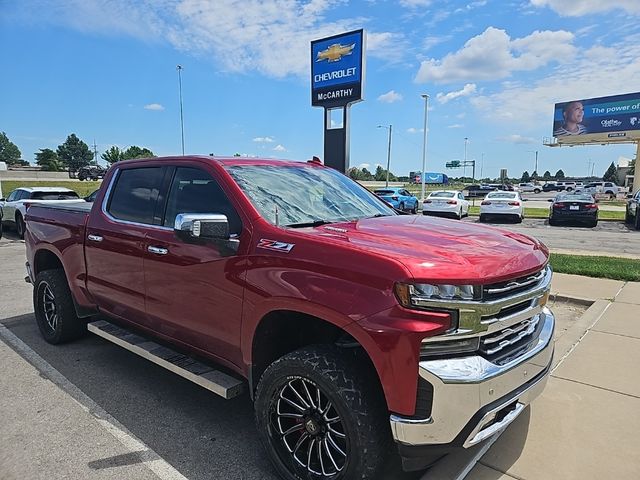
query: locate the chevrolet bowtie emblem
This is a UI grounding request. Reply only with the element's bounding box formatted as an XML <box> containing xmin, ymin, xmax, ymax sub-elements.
<box><xmin>316</xmin><ymin>43</ymin><xmax>355</xmax><ymax>62</ymax></box>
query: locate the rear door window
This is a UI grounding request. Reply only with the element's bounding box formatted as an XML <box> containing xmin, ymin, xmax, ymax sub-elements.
<box><xmin>107</xmin><ymin>167</ymin><xmax>165</xmax><ymax>225</ymax></box>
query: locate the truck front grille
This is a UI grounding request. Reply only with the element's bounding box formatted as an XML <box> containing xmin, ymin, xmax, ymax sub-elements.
<box><xmin>479</xmin><ymin>314</ymin><xmax>544</xmax><ymax>365</ymax></box>
<box><xmin>482</xmin><ymin>268</ymin><xmax>547</xmax><ymax>302</ymax></box>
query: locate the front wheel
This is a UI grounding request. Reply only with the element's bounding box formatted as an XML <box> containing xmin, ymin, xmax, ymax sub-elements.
<box><xmin>33</xmin><ymin>270</ymin><xmax>86</xmax><ymax>344</ymax></box>
<box><xmin>479</xmin><ymin>214</ymin><xmax>487</xmax><ymax>223</ymax></box>
<box><xmin>534</xmin><ymin>189</ymin><xmax>541</xmax><ymax>194</ymax></box>
<box><xmin>255</xmin><ymin>346</ymin><xmax>390</xmax><ymax>480</ymax></box>
<box><xmin>411</xmin><ymin>202</ymin><xmax>417</xmax><ymax>214</ymax></box>
<box><xmin>635</xmin><ymin>212</ymin><xmax>640</xmax><ymax>231</ymax></box>
<box><xmin>399</xmin><ymin>202</ymin><xmax>405</xmax><ymax>212</ymax></box>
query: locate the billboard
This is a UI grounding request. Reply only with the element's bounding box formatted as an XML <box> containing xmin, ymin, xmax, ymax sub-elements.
<box><xmin>553</xmin><ymin>92</ymin><xmax>640</xmax><ymax>143</ymax></box>
<box><xmin>311</xmin><ymin>29</ymin><xmax>365</xmax><ymax>108</ymax></box>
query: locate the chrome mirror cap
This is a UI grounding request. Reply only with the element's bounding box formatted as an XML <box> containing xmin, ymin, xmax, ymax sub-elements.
<box><xmin>174</xmin><ymin>213</ymin><xmax>229</xmax><ymax>240</ymax></box>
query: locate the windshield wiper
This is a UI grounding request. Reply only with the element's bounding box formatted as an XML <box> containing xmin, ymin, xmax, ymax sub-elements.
<box><xmin>285</xmin><ymin>220</ymin><xmax>334</xmax><ymax>228</ymax></box>
<box><xmin>364</xmin><ymin>213</ymin><xmax>392</xmax><ymax>219</ymax></box>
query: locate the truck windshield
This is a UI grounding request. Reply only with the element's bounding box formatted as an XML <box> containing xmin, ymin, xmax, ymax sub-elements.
<box><xmin>226</xmin><ymin>164</ymin><xmax>395</xmax><ymax>226</ymax></box>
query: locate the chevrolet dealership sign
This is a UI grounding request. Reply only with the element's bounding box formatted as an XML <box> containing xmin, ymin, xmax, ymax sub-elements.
<box><xmin>311</xmin><ymin>30</ymin><xmax>365</xmax><ymax>108</ymax></box>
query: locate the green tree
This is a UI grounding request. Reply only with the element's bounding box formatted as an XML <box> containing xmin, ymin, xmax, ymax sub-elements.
<box><xmin>543</xmin><ymin>170</ymin><xmax>552</xmax><ymax>180</ymax></box>
<box><xmin>122</xmin><ymin>146</ymin><xmax>154</xmax><ymax>160</ymax></box>
<box><xmin>0</xmin><ymin>132</ymin><xmax>22</xmax><ymax>165</ymax></box>
<box><xmin>57</xmin><ymin>134</ymin><xmax>93</xmax><ymax>173</ymax></box>
<box><xmin>602</xmin><ymin>162</ymin><xmax>617</xmax><ymax>182</ymax></box>
<box><xmin>35</xmin><ymin>148</ymin><xmax>62</xmax><ymax>171</ymax></box>
<box><xmin>531</xmin><ymin>170</ymin><xmax>539</xmax><ymax>180</ymax></box>
<box><xmin>555</xmin><ymin>169</ymin><xmax>565</xmax><ymax>179</ymax></box>
<box><xmin>360</xmin><ymin>168</ymin><xmax>374</xmax><ymax>181</ymax></box>
<box><xmin>101</xmin><ymin>146</ymin><xmax>123</xmax><ymax>164</ymax></box>
<box><xmin>629</xmin><ymin>159</ymin><xmax>635</xmax><ymax>175</ymax></box>
<box><xmin>374</xmin><ymin>165</ymin><xmax>386</xmax><ymax>181</ymax></box>
<box><xmin>521</xmin><ymin>171</ymin><xmax>530</xmax><ymax>182</ymax></box>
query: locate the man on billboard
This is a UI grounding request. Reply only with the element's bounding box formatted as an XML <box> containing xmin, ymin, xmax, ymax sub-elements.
<box><xmin>554</xmin><ymin>101</ymin><xmax>587</xmax><ymax>136</ymax></box>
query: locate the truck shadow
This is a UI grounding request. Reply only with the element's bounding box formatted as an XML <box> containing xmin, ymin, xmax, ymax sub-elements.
<box><xmin>1</xmin><ymin>313</ymin><xmax>424</xmax><ymax>480</ymax></box>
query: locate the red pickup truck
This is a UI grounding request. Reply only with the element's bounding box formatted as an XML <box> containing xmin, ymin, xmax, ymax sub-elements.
<box><xmin>24</xmin><ymin>156</ymin><xmax>555</xmax><ymax>479</ymax></box>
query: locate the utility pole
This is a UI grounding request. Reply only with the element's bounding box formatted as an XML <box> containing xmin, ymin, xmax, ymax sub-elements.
<box><xmin>480</xmin><ymin>152</ymin><xmax>484</xmax><ymax>179</ymax></box>
<box><xmin>92</xmin><ymin>139</ymin><xmax>98</xmax><ymax>165</ymax></box>
<box><xmin>534</xmin><ymin>150</ymin><xmax>538</xmax><ymax>175</ymax></box>
<box><xmin>177</xmin><ymin>65</ymin><xmax>185</xmax><ymax>156</ymax></box>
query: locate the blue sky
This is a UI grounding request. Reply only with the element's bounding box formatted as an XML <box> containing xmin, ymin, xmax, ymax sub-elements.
<box><xmin>1</xmin><ymin>0</ymin><xmax>639</xmax><ymax>179</ymax></box>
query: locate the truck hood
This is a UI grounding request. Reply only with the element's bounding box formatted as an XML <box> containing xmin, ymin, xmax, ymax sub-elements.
<box><xmin>300</xmin><ymin>215</ymin><xmax>549</xmax><ymax>283</ymax></box>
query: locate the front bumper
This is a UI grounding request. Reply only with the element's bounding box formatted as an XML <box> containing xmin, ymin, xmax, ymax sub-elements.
<box><xmin>390</xmin><ymin>307</ymin><xmax>554</xmax><ymax>448</ymax></box>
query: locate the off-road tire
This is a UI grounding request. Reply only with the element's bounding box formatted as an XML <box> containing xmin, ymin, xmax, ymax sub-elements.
<box><xmin>33</xmin><ymin>270</ymin><xmax>86</xmax><ymax>344</ymax></box>
<box><xmin>255</xmin><ymin>345</ymin><xmax>391</xmax><ymax>480</ymax></box>
<box><xmin>15</xmin><ymin>213</ymin><xmax>25</xmax><ymax>239</ymax></box>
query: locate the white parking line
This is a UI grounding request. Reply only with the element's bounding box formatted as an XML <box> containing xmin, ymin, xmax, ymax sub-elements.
<box><xmin>0</xmin><ymin>324</ymin><xmax>189</xmax><ymax>480</ymax></box>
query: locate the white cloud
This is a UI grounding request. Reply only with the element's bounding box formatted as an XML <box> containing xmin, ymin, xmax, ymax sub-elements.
<box><xmin>273</xmin><ymin>144</ymin><xmax>286</xmax><ymax>152</ymax></box>
<box><xmin>436</xmin><ymin>83</ymin><xmax>477</xmax><ymax>103</ymax></box>
<box><xmin>470</xmin><ymin>38</ymin><xmax>640</xmax><ymax>126</ymax></box>
<box><xmin>144</xmin><ymin>103</ymin><xmax>164</xmax><ymax>111</ymax></box>
<box><xmin>399</xmin><ymin>0</ymin><xmax>432</xmax><ymax>7</ymax></box>
<box><xmin>530</xmin><ymin>0</ymin><xmax>640</xmax><ymax>16</ymax></box>
<box><xmin>407</xmin><ymin>127</ymin><xmax>424</xmax><ymax>134</ymax></box>
<box><xmin>447</xmin><ymin>124</ymin><xmax>464</xmax><ymax>128</ymax></box>
<box><xmin>11</xmin><ymin>1</ymin><xmax>392</xmax><ymax>78</ymax></box>
<box><xmin>422</xmin><ymin>35</ymin><xmax>451</xmax><ymax>51</ymax></box>
<box><xmin>358</xmin><ymin>163</ymin><xmax>371</xmax><ymax>169</ymax></box>
<box><xmin>415</xmin><ymin>27</ymin><xmax>575</xmax><ymax>84</ymax></box>
<box><xmin>253</xmin><ymin>136</ymin><xmax>275</xmax><ymax>143</ymax></box>
<box><xmin>378</xmin><ymin>90</ymin><xmax>403</xmax><ymax>103</ymax></box>
<box><xmin>496</xmin><ymin>134</ymin><xmax>537</xmax><ymax>144</ymax></box>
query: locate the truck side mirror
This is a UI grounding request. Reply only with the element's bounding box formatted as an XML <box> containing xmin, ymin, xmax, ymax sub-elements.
<box><xmin>174</xmin><ymin>213</ymin><xmax>230</xmax><ymax>240</ymax></box>
<box><xmin>0</xmin><ymin>198</ymin><xmax>4</xmax><ymax>202</ymax></box>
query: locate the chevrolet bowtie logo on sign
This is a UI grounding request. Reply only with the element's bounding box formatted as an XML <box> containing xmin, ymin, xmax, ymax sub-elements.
<box><xmin>311</xmin><ymin>29</ymin><xmax>365</xmax><ymax>108</ymax></box>
<box><xmin>316</xmin><ymin>43</ymin><xmax>356</xmax><ymax>63</ymax></box>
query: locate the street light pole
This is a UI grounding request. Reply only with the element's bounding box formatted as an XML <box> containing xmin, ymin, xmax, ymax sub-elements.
<box><xmin>420</xmin><ymin>94</ymin><xmax>429</xmax><ymax>202</ymax></box>
<box><xmin>377</xmin><ymin>125</ymin><xmax>393</xmax><ymax>187</ymax></box>
<box><xmin>463</xmin><ymin>137</ymin><xmax>469</xmax><ymax>180</ymax></box>
<box><xmin>177</xmin><ymin>65</ymin><xmax>185</xmax><ymax>156</ymax></box>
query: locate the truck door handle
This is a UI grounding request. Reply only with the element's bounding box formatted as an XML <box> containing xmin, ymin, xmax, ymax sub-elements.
<box><xmin>88</xmin><ymin>234</ymin><xmax>103</xmax><ymax>242</ymax></box>
<box><xmin>148</xmin><ymin>246</ymin><xmax>169</xmax><ymax>255</ymax></box>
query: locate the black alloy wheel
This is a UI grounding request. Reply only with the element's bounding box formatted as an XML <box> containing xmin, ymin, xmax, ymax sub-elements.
<box><xmin>33</xmin><ymin>270</ymin><xmax>86</xmax><ymax>344</ymax></box>
<box><xmin>15</xmin><ymin>213</ymin><xmax>25</xmax><ymax>239</ymax></box>
<box><xmin>635</xmin><ymin>211</ymin><xmax>640</xmax><ymax>231</ymax></box>
<box><xmin>255</xmin><ymin>346</ymin><xmax>390</xmax><ymax>480</ymax></box>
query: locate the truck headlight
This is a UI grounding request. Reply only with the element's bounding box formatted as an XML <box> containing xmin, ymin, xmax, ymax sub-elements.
<box><xmin>394</xmin><ymin>282</ymin><xmax>480</xmax><ymax>307</ymax></box>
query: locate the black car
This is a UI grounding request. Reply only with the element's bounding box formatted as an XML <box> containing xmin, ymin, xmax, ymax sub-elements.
<box><xmin>549</xmin><ymin>193</ymin><xmax>598</xmax><ymax>227</ymax></box>
<box><xmin>542</xmin><ymin>183</ymin><xmax>563</xmax><ymax>192</ymax></box>
<box><xmin>465</xmin><ymin>184</ymin><xmax>496</xmax><ymax>198</ymax></box>
<box><xmin>625</xmin><ymin>190</ymin><xmax>640</xmax><ymax>230</ymax></box>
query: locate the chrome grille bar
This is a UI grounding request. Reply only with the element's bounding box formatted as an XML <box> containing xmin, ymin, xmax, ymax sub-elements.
<box><xmin>482</xmin><ymin>316</ymin><xmax>539</xmax><ymax>345</ymax></box>
<box><xmin>481</xmin><ymin>316</ymin><xmax>541</xmax><ymax>356</ymax></box>
<box><xmin>483</xmin><ymin>269</ymin><xmax>546</xmax><ymax>296</ymax></box>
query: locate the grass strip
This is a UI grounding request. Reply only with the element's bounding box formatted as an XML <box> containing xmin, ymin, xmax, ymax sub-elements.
<box><xmin>550</xmin><ymin>253</ymin><xmax>640</xmax><ymax>282</ymax></box>
<box><xmin>467</xmin><ymin>206</ymin><xmax>624</xmax><ymax>221</ymax></box>
<box><xmin>0</xmin><ymin>180</ymin><xmax>101</xmax><ymax>198</ymax></box>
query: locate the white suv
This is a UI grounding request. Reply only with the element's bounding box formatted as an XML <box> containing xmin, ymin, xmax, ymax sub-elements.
<box><xmin>0</xmin><ymin>187</ymin><xmax>81</xmax><ymax>238</ymax></box>
<box><xmin>517</xmin><ymin>183</ymin><xmax>541</xmax><ymax>193</ymax></box>
<box><xmin>555</xmin><ymin>181</ymin><xmax>577</xmax><ymax>192</ymax></box>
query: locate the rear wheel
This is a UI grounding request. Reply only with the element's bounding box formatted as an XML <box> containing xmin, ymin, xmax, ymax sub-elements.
<box><xmin>479</xmin><ymin>214</ymin><xmax>487</xmax><ymax>223</ymax></box>
<box><xmin>534</xmin><ymin>188</ymin><xmax>541</xmax><ymax>194</ymax></box>
<box><xmin>255</xmin><ymin>346</ymin><xmax>390</xmax><ymax>480</ymax></box>
<box><xmin>626</xmin><ymin>209</ymin><xmax>633</xmax><ymax>224</ymax></box>
<box><xmin>399</xmin><ymin>202</ymin><xmax>405</xmax><ymax>212</ymax></box>
<box><xmin>457</xmin><ymin>207</ymin><xmax>463</xmax><ymax>220</ymax></box>
<box><xmin>635</xmin><ymin>211</ymin><xmax>640</xmax><ymax>231</ymax></box>
<box><xmin>588</xmin><ymin>218</ymin><xmax>598</xmax><ymax>228</ymax></box>
<box><xmin>15</xmin><ymin>213</ymin><xmax>25</xmax><ymax>239</ymax></box>
<box><xmin>33</xmin><ymin>270</ymin><xmax>86</xmax><ymax>344</ymax></box>
<box><xmin>549</xmin><ymin>217</ymin><xmax>558</xmax><ymax>226</ymax></box>
<box><xmin>515</xmin><ymin>214</ymin><xmax>523</xmax><ymax>224</ymax></box>
<box><xmin>411</xmin><ymin>202</ymin><xmax>417</xmax><ymax>214</ymax></box>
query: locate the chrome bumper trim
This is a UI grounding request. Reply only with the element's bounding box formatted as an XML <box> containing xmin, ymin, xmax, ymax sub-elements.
<box><xmin>390</xmin><ymin>307</ymin><xmax>554</xmax><ymax>447</ymax></box>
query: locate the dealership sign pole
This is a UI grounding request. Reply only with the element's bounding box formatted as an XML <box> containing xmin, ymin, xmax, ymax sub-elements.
<box><xmin>311</xmin><ymin>30</ymin><xmax>365</xmax><ymax>173</ymax></box>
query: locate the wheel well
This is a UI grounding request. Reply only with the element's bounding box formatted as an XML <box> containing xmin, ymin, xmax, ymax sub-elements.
<box><xmin>34</xmin><ymin>250</ymin><xmax>64</xmax><ymax>276</ymax></box>
<box><xmin>251</xmin><ymin>311</ymin><xmax>382</xmax><ymax>400</ymax></box>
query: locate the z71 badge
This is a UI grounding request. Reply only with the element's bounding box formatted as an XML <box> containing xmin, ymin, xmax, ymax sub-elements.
<box><xmin>257</xmin><ymin>239</ymin><xmax>295</xmax><ymax>253</ymax></box>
